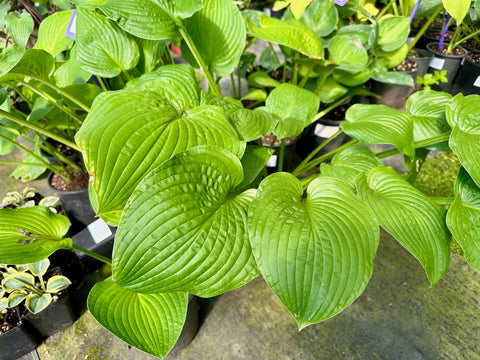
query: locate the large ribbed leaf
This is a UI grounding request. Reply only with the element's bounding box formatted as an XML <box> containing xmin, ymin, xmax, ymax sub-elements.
<box><xmin>0</xmin><ymin>49</ymin><xmax>54</xmax><ymax>82</ymax></box>
<box><xmin>182</xmin><ymin>0</ymin><xmax>245</xmax><ymax>76</ymax></box>
<box><xmin>320</xmin><ymin>145</ymin><xmax>383</xmax><ymax>189</ymax></box>
<box><xmin>0</xmin><ymin>207</ymin><xmax>72</xmax><ymax>265</ymax></box>
<box><xmin>99</xmin><ymin>0</ymin><xmax>177</xmax><ymax>40</ymax></box>
<box><xmin>377</xmin><ymin>16</ymin><xmax>409</xmax><ymax>52</ymax></box>
<box><xmin>328</xmin><ymin>35</ymin><xmax>368</xmax><ymax>67</ymax></box>
<box><xmin>33</xmin><ymin>10</ymin><xmax>74</xmax><ymax>56</ymax></box>
<box><xmin>5</xmin><ymin>11</ymin><xmax>33</xmax><ymax>50</ymax></box>
<box><xmin>265</xmin><ymin>83</ymin><xmax>320</xmax><ymax>139</ymax></box>
<box><xmin>357</xmin><ymin>167</ymin><xmax>450</xmax><ymax>285</ymax></box>
<box><xmin>284</xmin><ymin>0</ymin><xmax>338</xmax><ymax>37</ymax></box>
<box><xmin>248</xmin><ymin>173</ymin><xmax>379</xmax><ymax>329</ymax></box>
<box><xmin>246</xmin><ymin>15</ymin><xmax>323</xmax><ymax>59</ymax></box>
<box><xmin>151</xmin><ymin>0</ymin><xmax>203</xmax><ymax>18</ymax></box>
<box><xmin>76</xmin><ymin>8</ymin><xmax>139</xmax><ymax>77</ymax></box>
<box><xmin>135</xmin><ymin>65</ymin><xmax>200</xmax><ymax>111</ymax></box>
<box><xmin>88</xmin><ymin>278</ymin><xmax>187</xmax><ymax>359</ymax></box>
<box><xmin>342</xmin><ymin>104</ymin><xmax>415</xmax><ymax>157</ymax></box>
<box><xmin>113</xmin><ymin>146</ymin><xmax>258</xmax><ymax>296</ymax></box>
<box><xmin>446</xmin><ymin>94</ymin><xmax>480</xmax><ymax>187</ymax></box>
<box><xmin>447</xmin><ymin>168</ymin><xmax>480</xmax><ymax>272</ymax></box>
<box><xmin>75</xmin><ymin>89</ymin><xmax>244</xmax><ymax>225</ymax></box>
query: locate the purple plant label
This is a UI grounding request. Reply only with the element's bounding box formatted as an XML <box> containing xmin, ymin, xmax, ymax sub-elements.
<box><xmin>474</xmin><ymin>76</ymin><xmax>480</xmax><ymax>88</ymax></box>
<box><xmin>429</xmin><ymin>57</ymin><xmax>444</xmax><ymax>70</ymax></box>
<box><xmin>65</xmin><ymin>9</ymin><xmax>77</xmax><ymax>40</ymax></box>
<box><xmin>334</xmin><ymin>0</ymin><xmax>348</xmax><ymax>6</ymax></box>
<box><xmin>87</xmin><ymin>218</ymin><xmax>112</xmax><ymax>244</ymax></box>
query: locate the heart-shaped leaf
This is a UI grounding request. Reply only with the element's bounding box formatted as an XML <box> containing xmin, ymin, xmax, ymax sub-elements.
<box><xmin>443</xmin><ymin>0</ymin><xmax>471</xmax><ymax>24</ymax></box>
<box><xmin>5</xmin><ymin>11</ymin><xmax>34</xmax><ymax>50</ymax></box>
<box><xmin>88</xmin><ymin>278</ymin><xmax>188</xmax><ymax>358</ymax></box>
<box><xmin>28</xmin><ymin>258</ymin><xmax>50</xmax><ymax>277</ymax></box>
<box><xmin>75</xmin><ymin>89</ymin><xmax>244</xmax><ymax>225</ymax></box>
<box><xmin>265</xmin><ymin>83</ymin><xmax>320</xmax><ymax>139</ymax></box>
<box><xmin>248</xmin><ymin>173</ymin><xmax>379</xmax><ymax>329</ymax></box>
<box><xmin>0</xmin><ymin>207</ymin><xmax>72</xmax><ymax>265</ymax></box>
<box><xmin>285</xmin><ymin>0</ymin><xmax>338</xmax><ymax>37</ymax></box>
<box><xmin>446</xmin><ymin>168</ymin><xmax>480</xmax><ymax>272</ymax></box>
<box><xmin>0</xmin><ymin>46</ymin><xmax>24</xmax><ymax>78</ymax></box>
<box><xmin>2</xmin><ymin>272</ymin><xmax>35</xmax><ymax>291</ymax></box>
<box><xmin>46</xmin><ymin>275</ymin><xmax>71</xmax><ymax>293</ymax></box>
<box><xmin>76</xmin><ymin>8</ymin><xmax>139</xmax><ymax>77</ymax></box>
<box><xmin>446</xmin><ymin>94</ymin><xmax>480</xmax><ymax>187</ymax></box>
<box><xmin>356</xmin><ymin>167</ymin><xmax>450</xmax><ymax>285</ymax></box>
<box><xmin>377</xmin><ymin>16</ymin><xmax>409</xmax><ymax>52</ymax></box>
<box><xmin>113</xmin><ymin>146</ymin><xmax>258</xmax><ymax>296</ymax></box>
<box><xmin>342</xmin><ymin>104</ymin><xmax>415</xmax><ymax>157</ymax></box>
<box><xmin>181</xmin><ymin>0</ymin><xmax>245</xmax><ymax>76</ymax></box>
<box><xmin>246</xmin><ymin>15</ymin><xmax>323</xmax><ymax>59</ymax></box>
<box><xmin>7</xmin><ymin>290</ymin><xmax>27</xmax><ymax>307</ymax></box>
<box><xmin>328</xmin><ymin>35</ymin><xmax>368</xmax><ymax>67</ymax></box>
<box><xmin>99</xmin><ymin>0</ymin><xmax>177</xmax><ymax>40</ymax></box>
<box><xmin>33</xmin><ymin>10</ymin><xmax>74</xmax><ymax>56</ymax></box>
<box><xmin>26</xmin><ymin>293</ymin><xmax>52</xmax><ymax>314</ymax></box>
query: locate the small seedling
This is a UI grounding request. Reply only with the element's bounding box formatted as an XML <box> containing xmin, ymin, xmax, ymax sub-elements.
<box><xmin>416</xmin><ymin>70</ymin><xmax>448</xmax><ymax>90</ymax></box>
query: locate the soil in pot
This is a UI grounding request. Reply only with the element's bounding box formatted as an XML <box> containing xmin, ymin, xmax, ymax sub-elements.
<box><xmin>463</xmin><ymin>38</ymin><xmax>480</xmax><ymax>53</ymax></box>
<box><xmin>426</xmin><ymin>42</ymin><xmax>467</xmax><ymax>92</ymax></box>
<box><xmin>450</xmin><ymin>53</ymin><xmax>480</xmax><ymax>95</ymax></box>
<box><xmin>0</xmin><ymin>307</ymin><xmax>39</xmax><ymax>360</ymax></box>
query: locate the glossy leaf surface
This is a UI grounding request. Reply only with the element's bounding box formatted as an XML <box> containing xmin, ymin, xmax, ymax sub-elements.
<box><xmin>113</xmin><ymin>146</ymin><xmax>258</xmax><ymax>296</ymax></box>
<box><xmin>248</xmin><ymin>173</ymin><xmax>379</xmax><ymax>328</ymax></box>
<box><xmin>5</xmin><ymin>11</ymin><xmax>33</xmax><ymax>50</ymax></box>
<box><xmin>33</xmin><ymin>10</ymin><xmax>74</xmax><ymax>56</ymax></box>
<box><xmin>357</xmin><ymin>167</ymin><xmax>450</xmax><ymax>285</ymax></box>
<box><xmin>0</xmin><ymin>207</ymin><xmax>71</xmax><ymax>265</ymax></box>
<box><xmin>287</xmin><ymin>0</ymin><xmax>337</xmax><ymax>37</ymax></box>
<box><xmin>377</xmin><ymin>16</ymin><xmax>409</xmax><ymax>52</ymax></box>
<box><xmin>443</xmin><ymin>0</ymin><xmax>470</xmax><ymax>24</ymax></box>
<box><xmin>76</xmin><ymin>90</ymin><xmax>244</xmax><ymax>225</ymax></box>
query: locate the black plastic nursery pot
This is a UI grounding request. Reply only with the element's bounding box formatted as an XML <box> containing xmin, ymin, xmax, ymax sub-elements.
<box><xmin>262</xmin><ymin>135</ymin><xmax>302</xmax><ymax>174</ymax></box>
<box><xmin>426</xmin><ymin>42</ymin><xmax>467</xmax><ymax>92</ymax></box>
<box><xmin>450</xmin><ymin>56</ymin><xmax>480</xmax><ymax>95</ymax></box>
<box><xmin>169</xmin><ymin>294</ymin><xmax>199</xmax><ymax>354</ymax></box>
<box><xmin>369</xmin><ymin>69</ymin><xmax>417</xmax><ymax>110</ymax></box>
<box><xmin>48</xmin><ymin>172</ymin><xmax>96</xmax><ymax>236</ymax></box>
<box><xmin>0</xmin><ymin>307</ymin><xmax>39</xmax><ymax>360</ymax></box>
<box><xmin>407</xmin><ymin>48</ymin><xmax>433</xmax><ymax>80</ymax></box>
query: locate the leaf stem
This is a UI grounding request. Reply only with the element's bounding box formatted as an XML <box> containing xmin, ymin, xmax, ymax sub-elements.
<box><xmin>429</xmin><ymin>197</ymin><xmax>454</xmax><ymax>205</ymax></box>
<box><xmin>278</xmin><ymin>138</ymin><xmax>285</xmax><ymax>172</ymax></box>
<box><xmin>71</xmin><ymin>244</ymin><xmax>112</xmax><ymax>264</ymax></box>
<box><xmin>376</xmin><ymin>133</ymin><xmax>450</xmax><ymax>159</ymax></box>
<box><xmin>230</xmin><ymin>73</ymin><xmax>238</xmax><ymax>98</ymax></box>
<box><xmin>407</xmin><ymin>4</ymin><xmax>444</xmax><ymax>52</ymax></box>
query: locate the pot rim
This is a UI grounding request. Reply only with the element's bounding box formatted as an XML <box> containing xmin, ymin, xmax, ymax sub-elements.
<box><xmin>426</xmin><ymin>42</ymin><xmax>467</xmax><ymax>58</ymax></box>
<box><xmin>47</xmin><ymin>172</ymin><xmax>89</xmax><ymax>195</ymax></box>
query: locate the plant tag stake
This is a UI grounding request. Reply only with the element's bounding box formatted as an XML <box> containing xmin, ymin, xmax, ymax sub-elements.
<box><xmin>315</xmin><ymin>124</ymin><xmax>340</xmax><ymax>138</ymax></box>
<box><xmin>429</xmin><ymin>57</ymin><xmax>445</xmax><ymax>70</ymax></box>
<box><xmin>473</xmin><ymin>76</ymin><xmax>480</xmax><ymax>88</ymax></box>
<box><xmin>267</xmin><ymin>154</ymin><xmax>278</xmax><ymax>167</ymax></box>
<box><xmin>87</xmin><ymin>218</ymin><xmax>112</xmax><ymax>244</ymax></box>
<box><xmin>65</xmin><ymin>9</ymin><xmax>76</xmax><ymax>40</ymax></box>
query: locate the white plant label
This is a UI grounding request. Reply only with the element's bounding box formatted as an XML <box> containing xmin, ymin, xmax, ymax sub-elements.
<box><xmin>429</xmin><ymin>57</ymin><xmax>445</xmax><ymax>70</ymax></box>
<box><xmin>87</xmin><ymin>218</ymin><xmax>112</xmax><ymax>244</ymax></box>
<box><xmin>474</xmin><ymin>76</ymin><xmax>480</xmax><ymax>88</ymax></box>
<box><xmin>267</xmin><ymin>154</ymin><xmax>278</xmax><ymax>167</ymax></box>
<box><xmin>315</xmin><ymin>124</ymin><xmax>340</xmax><ymax>138</ymax></box>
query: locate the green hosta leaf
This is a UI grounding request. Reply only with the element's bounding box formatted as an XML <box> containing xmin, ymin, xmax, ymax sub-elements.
<box><xmin>0</xmin><ymin>298</ymin><xmax>7</xmax><ymax>310</ymax></box>
<box><xmin>285</xmin><ymin>0</ymin><xmax>337</xmax><ymax>37</ymax></box>
<box><xmin>446</xmin><ymin>94</ymin><xmax>480</xmax><ymax>187</ymax></box>
<box><xmin>447</xmin><ymin>168</ymin><xmax>480</xmax><ymax>272</ymax></box>
<box><xmin>52</xmin><ymin>0</ymin><xmax>72</xmax><ymax>10</ymax></box>
<box><xmin>333</xmin><ymin>67</ymin><xmax>371</xmax><ymax>87</ymax></box>
<box><xmin>136</xmin><ymin>39</ymin><xmax>166</xmax><ymax>73</ymax></box>
<box><xmin>320</xmin><ymin>145</ymin><xmax>383</xmax><ymax>188</ymax></box>
<box><xmin>377</xmin><ymin>16</ymin><xmax>409</xmax><ymax>52</ymax></box>
<box><xmin>76</xmin><ymin>8</ymin><xmax>139</xmax><ymax>78</ymax></box>
<box><xmin>443</xmin><ymin>0</ymin><xmax>471</xmax><ymax>24</ymax></box>
<box><xmin>113</xmin><ymin>146</ymin><xmax>258</xmax><ymax>296</ymax></box>
<box><xmin>2</xmin><ymin>272</ymin><xmax>35</xmax><ymax>291</ymax></box>
<box><xmin>73</xmin><ymin>0</ymin><xmax>109</xmax><ymax>7</ymax></box>
<box><xmin>151</xmin><ymin>0</ymin><xmax>203</xmax><ymax>18</ymax></box>
<box><xmin>328</xmin><ymin>36</ymin><xmax>368</xmax><ymax>67</ymax></box>
<box><xmin>7</xmin><ymin>290</ymin><xmax>27</xmax><ymax>307</ymax></box>
<box><xmin>342</xmin><ymin>104</ymin><xmax>415</xmax><ymax>157</ymax></box>
<box><xmin>316</xmin><ymin>76</ymin><xmax>347</xmax><ymax>103</ymax></box>
<box><xmin>54</xmin><ymin>45</ymin><xmax>92</xmax><ymax>87</ymax></box>
<box><xmin>371</xmin><ymin>69</ymin><xmax>414</xmax><ymax>87</ymax></box>
<box><xmin>0</xmin><ymin>207</ymin><xmax>72</xmax><ymax>265</ymax></box>
<box><xmin>265</xmin><ymin>83</ymin><xmax>320</xmax><ymax>139</ymax></box>
<box><xmin>26</xmin><ymin>293</ymin><xmax>52</xmax><ymax>314</ymax></box>
<box><xmin>0</xmin><ymin>4</ymin><xmax>10</xmax><ymax>28</ymax></box>
<box><xmin>181</xmin><ymin>0</ymin><xmax>245</xmax><ymax>76</ymax></box>
<box><xmin>33</xmin><ymin>10</ymin><xmax>74</xmax><ymax>56</ymax></box>
<box><xmin>75</xmin><ymin>90</ymin><xmax>244</xmax><ymax>225</ymax></box>
<box><xmin>135</xmin><ymin>65</ymin><xmax>200</xmax><ymax>111</ymax></box>
<box><xmin>1</xmin><ymin>49</ymin><xmax>54</xmax><ymax>82</ymax></box>
<box><xmin>246</xmin><ymin>15</ymin><xmax>323</xmax><ymax>59</ymax></box>
<box><xmin>46</xmin><ymin>275</ymin><xmax>71</xmax><ymax>293</ymax></box>
<box><xmin>10</xmin><ymin>152</ymin><xmax>49</xmax><ymax>182</ymax></box>
<box><xmin>247</xmin><ymin>71</ymin><xmax>281</xmax><ymax>88</ymax></box>
<box><xmin>61</xmin><ymin>84</ymin><xmax>103</xmax><ymax>110</ymax></box>
<box><xmin>5</xmin><ymin>11</ymin><xmax>34</xmax><ymax>50</ymax></box>
<box><xmin>357</xmin><ymin>167</ymin><xmax>450</xmax><ymax>285</ymax></box>
<box><xmin>28</xmin><ymin>258</ymin><xmax>50</xmax><ymax>277</ymax></box>
<box><xmin>336</xmin><ymin>24</ymin><xmax>372</xmax><ymax>44</ymax></box>
<box><xmin>0</xmin><ymin>46</ymin><xmax>24</xmax><ymax>78</ymax></box>
<box><xmin>241</xmin><ymin>88</ymin><xmax>267</xmax><ymax>102</ymax></box>
<box><xmin>88</xmin><ymin>278</ymin><xmax>188</xmax><ymax>358</ymax></box>
<box><xmin>236</xmin><ymin>145</ymin><xmax>274</xmax><ymax>191</ymax></box>
<box><xmin>248</xmin><ymin>173</ymin><xmax>379</xmax><ymax>328</ymax></box>
<box><xmin>99</xmin><ymin>0</ymin><xmax>177</xmax><ymax>40</ymax></box>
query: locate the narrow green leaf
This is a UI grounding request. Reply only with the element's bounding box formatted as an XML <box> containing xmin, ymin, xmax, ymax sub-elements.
<box><xmin>5</xmin><ymin>11</ymin><xmax>34</xmax><ymax>50</ymax></box>
<box><xmin>246</xmin><ymin>15</ymin><xmax>323</xmax><ymax>59</ymax></box>
<box><xmin>113</xmin><ymin>146</ymin><xmax>258</xmax><ymax>296</ymax></box>
<box><xmin>446</xmin><ymin>94</ymin><xmax>480</xmax><ymax>187</ymax></box>
<box><xmin>76</xmin><ymin>8</ymin><xmax>140</xmax><ymax>77</ymax></box>
<box><xmin>248</xmin><ymin>173</ymin><xmax>379</xmax><ymax>328</ymax></box>
<box><xmin>182</xmin><ymin>0</ymin><xmax>245</xmax><ymax>76</ymax></box>
<box><xmin>446</xmin><ymin>168</ymin><xmax>480</xmax><ymax>272</ymax></box>
<box><xmin>26</xmin><ymin>293</ymin><xmax>51</xmax><ymax>314</ymax></box>
<box><xmin>88</xmin><ymin>278</ymin><xmax>188</xmax><ymax>358</ymax></box>
<box><xmin>0</xmin><ymin>207</ymin><xmax>72</xmax><ymax>265</ymax></box>
<box><xmin>247</xmin><ymin>71</ymin><xmax>281</xmax><ymax>88</ymax></box>
<box><xmin>357</xmin><ymin>167</ymin><xmax>450</xmax><ymax>285</ymax></box>
<box><xmin>33</xmin><ymin>10</ymin><xmax>74</xmax><ymax>56</ymax></box>
<box><xmin>371</xmin><ymin>69</ymin><xmax>414</xmax><ymax>87</ymax></box>
<box><xmin>99</xmin><ymin>0</ymin><xmax>177</xmax><ymax>40</ymax></box>
<box><xmin>342</xmin><ymin>104</ymin><xmax>415</xmax><ymax>157</ymax></box>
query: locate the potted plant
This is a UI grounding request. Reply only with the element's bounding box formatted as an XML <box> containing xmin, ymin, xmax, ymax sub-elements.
<box><xmin>0</xmin><ymin>306</ymin><xmax>39</xmax><ymax>359</ymax></box>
